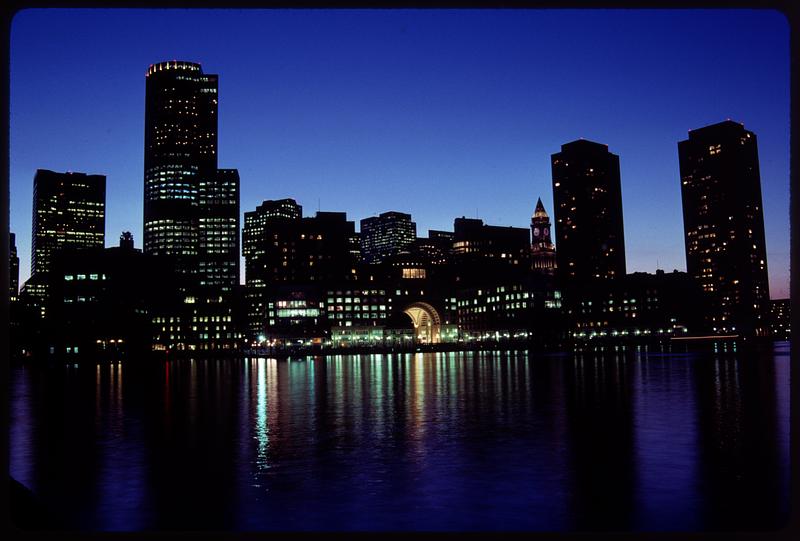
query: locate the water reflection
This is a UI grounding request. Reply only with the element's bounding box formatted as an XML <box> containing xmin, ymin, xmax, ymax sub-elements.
<box><xmin>9</xmin><ymin>345</ymin><xmax>790</xmax><ymax>531</ymax></box>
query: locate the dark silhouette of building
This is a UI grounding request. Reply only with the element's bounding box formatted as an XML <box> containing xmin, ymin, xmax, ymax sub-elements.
<box><xmin>411</xmin><ymin>229</ymin><xmax>453</xmax><ymax>266</ymax></box>
<box><xmin>42</xmin><ymin>232</ymin><xmax>185</xmax><ymax>358</ymax></box>
<box><xmin>10</xmin><ymin>232</ymin><xmax>19</xmax><ymax>301</ymax></box>
<box><xmin>32</xmin><ymin>169</ymin><xmax>106</xmax><ymax>277</ymax></box>
<box><xmin>360</xmin><ymin>211</ymin><xmax>417</xmax><ymax>264</ymax></box>
<box><xmin>768</xmin><ymin>299</ymin><xmax>790</xmax><ymax>340</ymax></box>
<box><xmin>143</xmin><ymin>60</ymin><xmax>242</xmax><ymax>350</ymax></box>
<box><xmin>678</xmin><ymin>120</ymin><xmax>770</xmax><ymax>336</ymax></box>
<box><xmin>570</xmin><ymin>270</ymin><xmax>707</xmax><ymax>341</ymax></box>
<box><xmin>451</xmin><ymin>217</ymin><xmax>531</xmax><ymax>286</ymax></box>
<box><xmin>143</xmin><ymin>60</ymin><xmax>216</xmax><ymax>276</ymax></box>
<box><xmin>198</xmin><ymin>168</ymin><xmax>240</xmax><ymax>293</ymax></box>
<box><xmin>243</xmin><ymin>202</ymin><xmax>358</xmax><ymax>341</ymax></box>
<box><xmin>531</xmin><ymin>198</ymin><xmax>556</xmax><ymax>275</ymax></box>
<box><xmin>551</xmin><ymin>140</ymin><xmax>626</xmax><ymax>284</ymax></box>
<box><xmin>27</xmin><ymin>169</ymin><xmax>106</xmax><ymax>316</ymax></box>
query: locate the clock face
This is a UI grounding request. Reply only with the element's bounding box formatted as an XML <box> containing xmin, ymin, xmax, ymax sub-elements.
<box><xmin>543</xmin><ymin>227</ymin><xmax>549</xmax><ymax>237</ymax></box>
<box><xmin>533</xmin><ymin>227</ymin><xmax>540</xmax><ymax>237</ymax></box>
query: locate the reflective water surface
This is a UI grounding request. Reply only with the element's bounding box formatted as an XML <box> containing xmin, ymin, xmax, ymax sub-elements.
<box><xmin>9</xmin><ymin>343</ymin><xmax>790</xmax><ymax>531</ymax></box>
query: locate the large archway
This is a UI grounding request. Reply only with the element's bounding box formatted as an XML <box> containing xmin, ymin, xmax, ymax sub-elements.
<box><xmin>403</xmin><ymin>302</ymin><xmax>442</xmax><ymax>344</ymax></box>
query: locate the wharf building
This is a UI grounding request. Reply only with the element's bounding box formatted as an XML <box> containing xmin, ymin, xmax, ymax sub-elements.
<box><xmin>143</xmin><ymin>60</ymin><xmax>241</xmax><ymax>350</ymax></box>
<box><xmin>570</xmin><ymin>270</ymin><xmax>706</xmax><ymax>341</ymax></box>
<box><xmin>678</xmin><ymin>120</ymin><xmax>771</xmax><ymax>337</ymax></box>
<box><xmin>22</xmin><ymin>169</ymin><xmax>106</xmax><ymax>318</ymax></box>
<box><xmin>360</xmin><ymin>211</ymin><xmax>417</xmax><ymax>264</ymax></box>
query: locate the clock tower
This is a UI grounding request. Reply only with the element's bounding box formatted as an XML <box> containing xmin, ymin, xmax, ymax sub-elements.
<box><xmin>531</xmin><ymin>197</ymin><xmax>556</xmax><ymax>275</ymax></box>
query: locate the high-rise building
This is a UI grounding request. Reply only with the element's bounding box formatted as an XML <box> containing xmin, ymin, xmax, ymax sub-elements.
<box><xmin>31</xmin><ymin>169</ymin><xmax>106</xmax><ymax>278</ymax></box>
<box><xmin>360</xmin><ymin>211</ymin><xmax>417</xmax><ymax>264</ymax></box>
<box><xmin>143</xmin><ymin>61</ymin><xmax>241</xmax><ymax>350</ymax></box>
<box><xmin>678</xmin><ymin>120</ymin><xmax>770</xmax><ymax>336</ymax></box>
<box><xmin>551</xmin><ymin>140</ymin><xmax>626</xmax><ymax>284</ymax></box>
<box><xmin>143</xmin><ymin>60</ymin><xmax>218</xmax><ymax>277</ymax></box>
<box><xmin>10</xmin><ymin>232</ymin><xmax>19</xmax><ymax>301</ymax></box>
<box><xmin>243</xmin><ymin>201</ymin><xmax>358</xmax><ymax>340</ymax></box>
<box><xmin>198</xmin><ymin>168</ymin><xmax>240</xmax><ymax>292</ymax></box>
<box><xmin>530</xmin><ymin>198</ymin><xmax>556</xmax><ymax>275</ymax></box>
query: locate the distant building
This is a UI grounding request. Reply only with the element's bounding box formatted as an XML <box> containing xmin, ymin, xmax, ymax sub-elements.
<box><xmin>530</xmin><ymin>198</ymin><xmax>556</xmax><ymax>275</ymax></box>
<box><xmin>452</xmin><ymin>217</ymin><xmax>530</xmax><ymax>265</ymax></box>
<box><xmin>360</xmin><ymin>211</ymin><xmax>417</xmax><ymax>264</ymax></box>
<box><xmin>411</xmin><ymin>229</ymin><xmax>453</xmax><ymax>266</ymax></box>
<box><xmin>9</xmin><ymin>232</ymin><xmax>19</xmax><ymax>301</ymax></box>
<box><xmin>768</xmin><ymin>299</ymin><xmax>790</xmax><ymax>340</ymax></box>
<box><xmin>678</xmin><ymin>120</ymin><xmax>770</xmax><ymax>336</ymax></box>
<box><xmin>551</xmin><ymin>140</ymin><xmax>626</xmax><ymax>284</ymax></box>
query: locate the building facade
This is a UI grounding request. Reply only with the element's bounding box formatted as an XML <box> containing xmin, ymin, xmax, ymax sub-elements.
<box><xmin>551</xmin><ymin>140</ymin><xmax>626</xmax><ymax>284</ymax></box>
<box><xmin>10</xmin><ymin>232</ymin><xmax>19</xmax><ymax>301</ymax></box>
<box><xmin>143</xmin><ymin>60</ymin><xmax>241</xmax><ymax>350</ymax></box>
<box><xmin>678</xmin><ymin>120</ymin><xmax>770</xmax><ymax>336</ymax></box>
<box><xmin>530</xmin><ymin>198</ymin><xmax>556</xmax><ymax>275</ymax></box>
<box><xmin>360</xmin><ymin>211</ymin><xmax>417</xmax><ymax>264</ymax></box>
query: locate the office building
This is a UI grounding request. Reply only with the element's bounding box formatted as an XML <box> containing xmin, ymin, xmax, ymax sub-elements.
<box><xmin>678</xmin><ymin>120</ymin><xmax>770</xmax><ymax>336</ymax></box>
<box><xmin>243</xmin><ymin>203</ymin><xmax>358</xmax><ymax>340</ymax></box>
<box><xmin>198</xmin><ymin>168</ymin><xmax>240</xmax><ymax>292</ymax></box>
<box><xmin>10</xmin><ymin>232</ymin><xmax>19</xmax><ymax>301</ymax></box>
<box><xmin>360</xmin><ymin>211</ymin><xmax>417</xmax><ymax>264</ymax></box>
<box><xmin>551</xmin><ymin>139</ymin><xmax>626</xmax><ymax>284</ymax></box>
<box><xmin>31</xmin><ymin>169</ymin><xmax>106</xmax><ymax>278</ymax></box>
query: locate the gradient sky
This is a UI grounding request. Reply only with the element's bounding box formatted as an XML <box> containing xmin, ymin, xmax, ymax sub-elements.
<box><xmin>9</xmin><ymin>9</ymin><xmax>790</xmax><ymax>298</ymax></box>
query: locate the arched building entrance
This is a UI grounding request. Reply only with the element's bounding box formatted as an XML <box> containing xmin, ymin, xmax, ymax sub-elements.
<box><xmin>403</xmin><ymin>302</ymin><xmax>442</xmax><ymax>344</ymax></box>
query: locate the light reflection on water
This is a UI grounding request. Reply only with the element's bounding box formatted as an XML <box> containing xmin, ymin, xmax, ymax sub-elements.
<box><xmin>9</xmin><ymin>345</ymin><xmax>790</xmax><ymax>531</ymax></box>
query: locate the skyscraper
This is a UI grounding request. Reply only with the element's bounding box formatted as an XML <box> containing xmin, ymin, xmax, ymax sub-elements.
<box><xmin>551</xmin><ymin>139</ymin><xmax>626</xmax><ymax>284</ymax></box>
<box><xmin>143</xmin><ymin>60</ymin><xmax>218</xmax><ymax>277</ymax></box>
<box><xmin>198</xmin><ymin>168</ymin><xmax>240</xmax><ymax>292</ymax></box>
<box><xmin>360</xmin><ymin>211</ymin><xmax>417</xmax><ymax>264</ymax></box>
<box><xmin>143</xmin><ymin>60</ymin><xmax>241</xmax><ymax>350</ymax></box>
<box><xmin>10</xmin><ymin>232</ymin><xmax>19</xmax><ymax>301</ymax></box>
<box><xmin>31</xmin><ymin>169</ymin><xmax>105</xmax><ymax>278</ymax></box>
<box><xmin>678</xmin><ymin>120</ymin><xmax>770</xmax><ymax>336</ymax></box>
<box><xmin>530</xmin><ymin>198</ymin><xmax>556</xmax><ymax>275</ymax></box>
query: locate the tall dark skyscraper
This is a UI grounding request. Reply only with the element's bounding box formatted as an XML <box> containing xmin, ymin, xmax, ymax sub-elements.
<box><xmin>530</xmin><ymin>198</ymin><xmax>556</xmax><ymax>275</ymax></box>
<box><xmin>360</xmin><ymin>211</ymin><xmax>417</xmax><ymax>264</ymax></box>
<box><xmin>143</xmin><ymin>60</ymin><xmax>241</xmax><ymax>350</ymax></box>
<box><xmin>10</xmin><ymin>232</ymin><xmax>19</xmax><ymax>301</ymax></box>
<box><xmin>678</xmin><ymin>120</ymin><xmax>770</xmax><ymax>336</ymax></box>
<box><xmin>31</xmin><ymin>169</ymin><xmax>106</xmax><ymax>278</ymax></box>
<box><xmin>551</xmin><ymin>140</ymin><xmax>626</xmax><ymax>284</ymax></box>
<box><xmin>198</xmin><ymin>168</ymin><xmax>240</xmax><ymax>292</ymax></box>
<box><xmin>143</xmin><ymin>60</ymin><xmax>219</xmax><ymax>278</ymax></box>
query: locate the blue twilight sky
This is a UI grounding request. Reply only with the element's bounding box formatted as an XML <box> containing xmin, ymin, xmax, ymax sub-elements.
<box><xmin>9</xmin><ymin>9</ymin><xmax>790</xmax><ymax>298</ymax></box>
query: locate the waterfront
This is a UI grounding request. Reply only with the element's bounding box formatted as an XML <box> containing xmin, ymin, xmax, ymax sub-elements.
<box><xmin>9</xmin><ymin>343</ymin><xmax>790</xmax><ymax>531</ymax></box>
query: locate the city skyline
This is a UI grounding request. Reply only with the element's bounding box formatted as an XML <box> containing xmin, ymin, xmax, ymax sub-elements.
<box><xmin>9</xmin><ymin>9</ymin><xmax>790</xmax><ymax>298</ymax></box>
